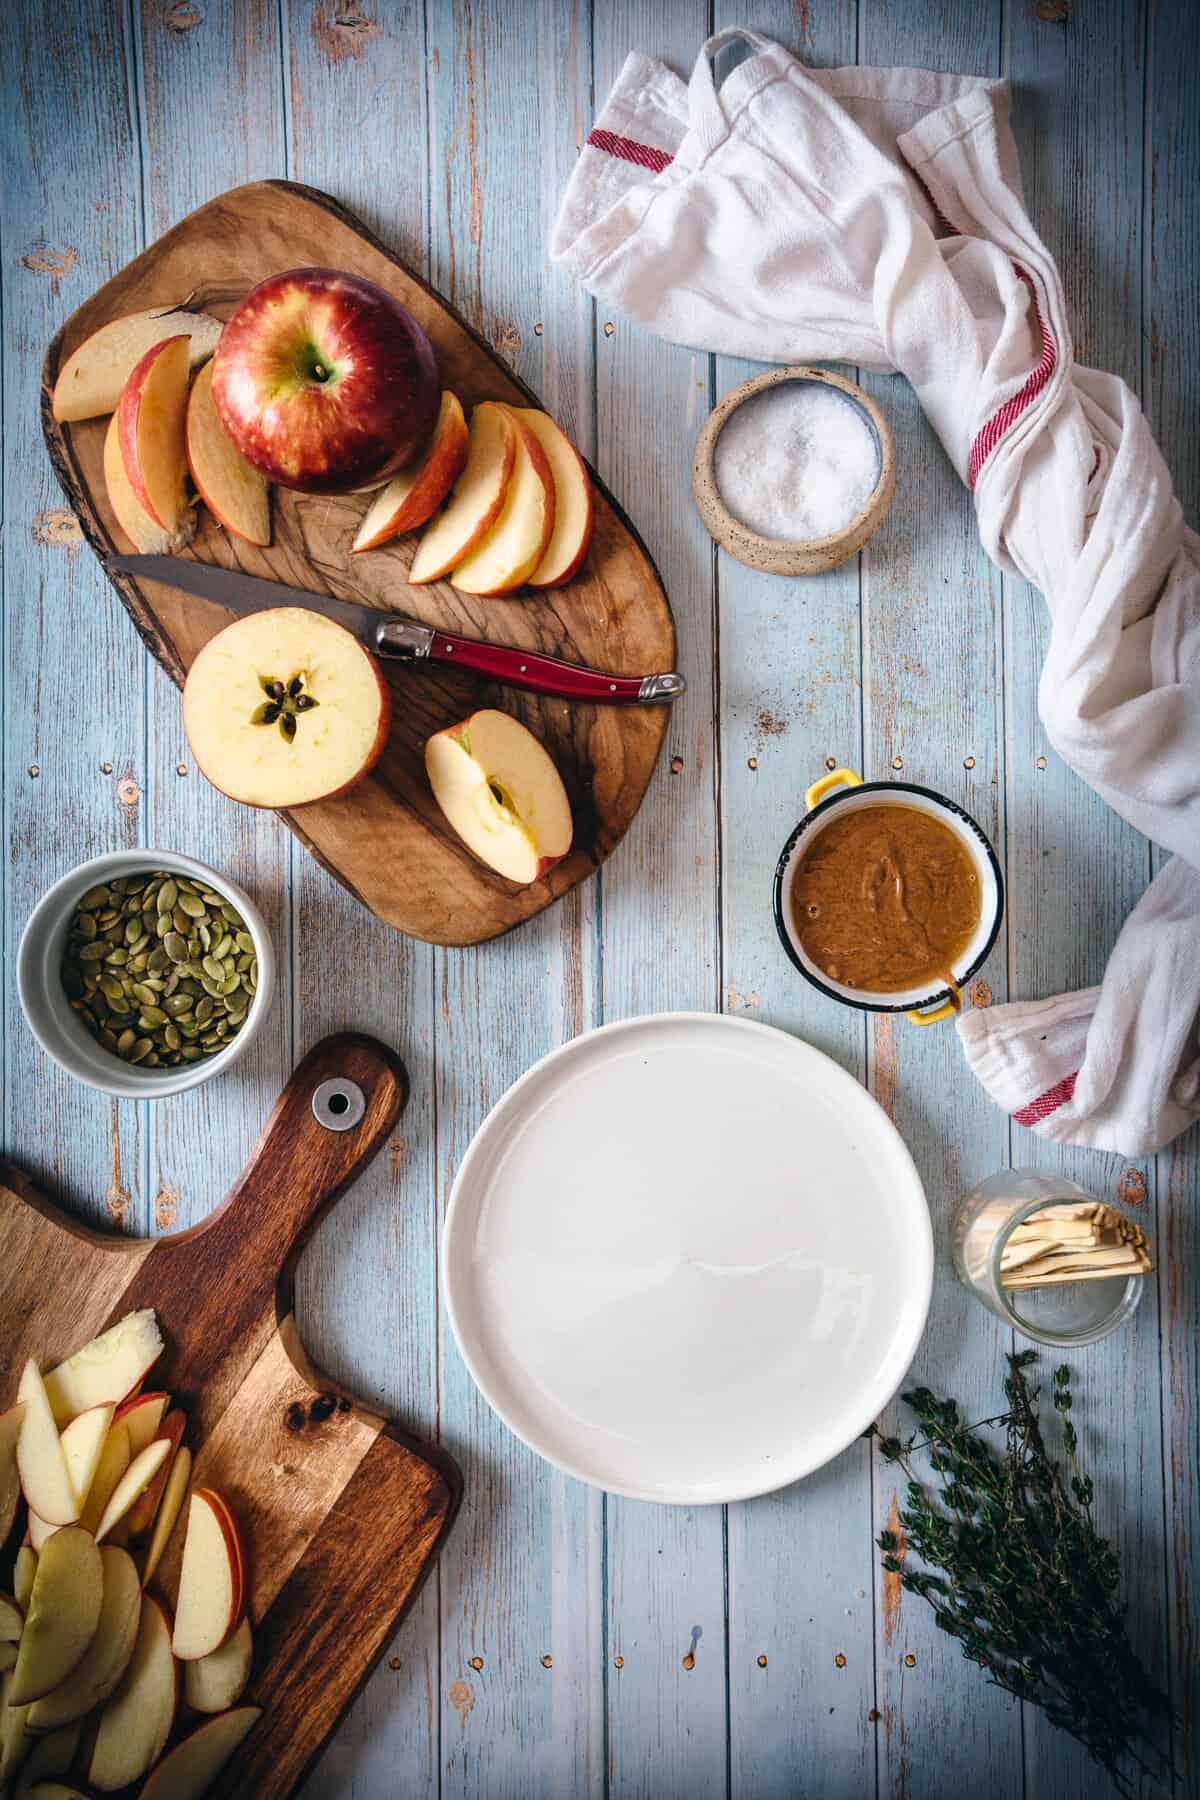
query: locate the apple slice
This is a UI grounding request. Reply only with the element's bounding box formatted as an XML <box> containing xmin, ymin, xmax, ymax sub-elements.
<box><xmin>186</xmin><ymin>359</ymin><xmax>271</xmax><ymax>546</ymax></box>
<box><xmin>184</xmin><ymin>1614</ymin><xmax>252</xmax><ymax>1713</ymax></box>
<box><xmin>172</xmin><ymin>1490</ymin><xmax>244</xmax><ymax>1661</ymax></box>
<box><xmin>16</xmin><ymin>1366</ymin><xmax>77</xmax><ymax>1529</ymax></box>
<box><xmin>124</xmin><ymin>1410</ymin><xmax>185</xmax><ymax>1539</ymax></box>
<box><xmin>27</xmin><ymin>1512</ymin><xmax>59</xmax><ymax>1554</ymax></box>
<box><xmin>352</xmin><ymin>390</ymin><xmax>469</xmax><ymax>550</ymax></box>
<box><xmin>42</xmin><ymin>1311</ymin><xmax>163</xmax><ymax>1428</ymax></box>
<box><xmin>13</xmin><ymin>1720</ymin><xmax>81</xmax><ymax>1792</ymax></box>
<box><xmin>0</xmin><ymin>1404</ymin><xmax>25</xmax><ymax>1547</ymax></box>
<box><xmin>8</xmin><ymin>1527</ymin><xmax>103</xmax><ymax>1706</ymax></box>
<box><xmin>409</xmin><ymin>400</ymin><xmax>517</xmax><ymax>581</ymax></box>
<box><xmin>0</xmin><ymin>1595</ymin><xmax>21</xmax><ymax>1650</ymax></box>
<box><xmin>93</xmin><ymin>1440</ymin><xmax>170</xmax><ymax>1546</ymax></box>
<box><xmin>426</xmin><ymin>708</ymin><xmax>572</xmax><ymax>884</ymax></box>
<box><xmin>14</xmin><ymin>1549</ymin><xmax>37</xmax><ymax>1613</ymax></box>
<box><xmin>518</xmin><ymin>410</ymin><xmax>595</xmax><ymax>588</ymax></box>
<box><xmin>58</xmin><ymin>1405</ymin><xmax>115</xmax><ymax>1514</ymax></box>
<box><xmin>140</xmin><ymin>1705</ymin><xmax>262</xmax><ymax>1800</ymax></box>
<box><xmin>182</xmin><ymin>606</ymin><xmax>391</xmax><ymax>809</ymax></box>
<box><xmin>450</xmin><ymin>412</ymin><xmax>555</xmax><ymax>595</ymax></box>
<box><xmin>116</xmin><ymin>335</ymin><xmax>191</xmax><ymax>531</ymax></box>
<box><xmin>26</xmin><ymin>1547</ymin><xmax>139</xmax><ymax>1732</ymax></box>
<box><xmin>0</xmin><ymin>1668</ymin><xmax>31</xmax><ymax>1787</ymax></box>
<box><xmin>88</xmin><ymin>1594</ymin><xmax>177</xmax><ymax>1793</ymax></box>
<box><xmin>17</xmin><ymin>1784</ymin><xmax>90</xmax><ymax>1798</ymax></box>
<box><xmin>113</xmin><ymin>1392</ymin><xmax>168</xmax><ymax>1459</ymax></box>
<box><xmin>78</xmin><ymin>1421</ymin><xmax>130</xmax><ymax>1539</ymax></box>
<box><xmin>104</xmin><ymin>410</ymin><xmax>198</xmax><ymax>555</ymax></box>
<box><xmin>141</xmin><ymin>1443</ymin><xmax>190</xmax><ymax>1589</ymax></box>
<box><xmin>52</xmin><ymin>308</ymin><xmax>222</xmax><ymax>422</ymax></box>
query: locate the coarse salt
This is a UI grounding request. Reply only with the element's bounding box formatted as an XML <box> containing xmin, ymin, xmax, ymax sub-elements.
<box><xmin>714</xmin><ymin>382</ymin><xmax>880</xmax><ymax>542</ymax></box>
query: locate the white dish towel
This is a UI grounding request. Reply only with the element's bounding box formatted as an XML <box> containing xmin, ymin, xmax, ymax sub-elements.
<box><xmin>552</xmin><ymin>28</ymin><xmax>1200</xmax><ymax>1157</ymax></box>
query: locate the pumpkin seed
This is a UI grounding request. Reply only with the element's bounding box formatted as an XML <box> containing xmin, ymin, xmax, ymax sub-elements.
<box><xmin>60</xmin><ymin>867</ymin><xmax>258</xmax><ymax>1069</ymax></box>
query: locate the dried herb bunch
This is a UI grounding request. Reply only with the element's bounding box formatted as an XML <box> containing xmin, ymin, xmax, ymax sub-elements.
<box><xmin>875</xmin><ymin>1353</ymin><xmax>1170</xmax><ymax>1794</ymax></box>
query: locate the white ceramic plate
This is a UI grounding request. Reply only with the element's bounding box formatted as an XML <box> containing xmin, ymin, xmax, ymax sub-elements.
<box><xmin>443</xmin><ymin>1013</ymin><xmax>933</xmax><ymax>1504</ymax></box>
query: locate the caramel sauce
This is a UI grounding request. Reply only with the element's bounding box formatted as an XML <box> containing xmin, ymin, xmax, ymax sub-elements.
<box><xmin>793</xmin><ymin>804</ymin><xmax>981</xmax><ymax>993</ymax></box>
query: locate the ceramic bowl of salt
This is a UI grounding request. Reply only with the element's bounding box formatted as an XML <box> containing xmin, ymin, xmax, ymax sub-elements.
<box><xmin>692</xmin><ymin>367</ymin><xmax>894</xmax><ymax>576</ymax></box>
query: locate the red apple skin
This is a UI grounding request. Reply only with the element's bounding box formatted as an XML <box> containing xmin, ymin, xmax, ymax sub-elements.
<box><xmin>125</xmin><ymin>1410</ymin><xmax>185</xmax><ymax>1538</ymax></box>
<box><xmin>212</xmin><ymin>268</ymin><xmax>439</xmax><ymax>493</ymax></box>
<box><xmin>528</xmin><ymin>434</ymin><xmax>595</xmax><ymax>589</ymax></box>
<box><xmin>116</xmin><ymin>335</ymin><xmax>189</xmax><ymax>527</ymax></box>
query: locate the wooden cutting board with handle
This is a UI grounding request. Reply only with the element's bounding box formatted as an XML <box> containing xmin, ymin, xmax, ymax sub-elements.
<box><xmin>0</xmin><ymin>1033</ymin><xmax>459</xmax><ymax>1798</ymax></box>
<box><xmin>40</xmin><ymin>178</ymin><xmax>677</xmax><ymax>947</ymax></box>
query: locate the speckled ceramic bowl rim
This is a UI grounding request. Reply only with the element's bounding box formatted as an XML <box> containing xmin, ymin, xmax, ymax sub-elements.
<box><xmin>772</xmin><ymin>781</ymin><xmax>1005</xmax><ymax>1014</ymax></box>
<box><xmin>692</xmin><ymin>367</ymin><xmax>895</xmax><ymax>571</ymax></box>
<box><xmin>17</xmin><ymin>848</ymin><xmax>276</xmax><ymax>1099</ymax></box>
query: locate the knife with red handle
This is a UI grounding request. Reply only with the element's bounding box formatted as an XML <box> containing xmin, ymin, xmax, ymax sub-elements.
<box><xmin>105</xmin><ymin>555</ymin><xmax>685</xmax><ymax>705</ymax></box>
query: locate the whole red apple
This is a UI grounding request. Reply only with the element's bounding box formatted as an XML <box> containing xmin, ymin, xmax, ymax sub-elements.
<box><xmin>211</xmin><ymin>267</ymin><xmax>439</xmax><ymax>493</ymax></box>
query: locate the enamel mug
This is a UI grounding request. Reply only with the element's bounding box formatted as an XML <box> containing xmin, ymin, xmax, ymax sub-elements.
<box><xmin>773</xmin><ymin>768</ymin><xmax>1004</xmax><ymax>1025</ymax></box>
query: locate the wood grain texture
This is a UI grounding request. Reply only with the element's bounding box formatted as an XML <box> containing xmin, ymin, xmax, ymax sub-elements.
<box><xmin>592</xmin><ymin>6</ymin><xmax>729</xmax><ymax>1795</ymax></box>
<box><xmin>3</xmin><ymin>2</ymin><xmax>1198</xmax><ymax>1797</ymax></box>
<box><xmin>714</xmin><ymin>10</ymin><xmax>878</xmax><ymax>1795</ymax></box>
<box><xmin>41</xmin><ymin>179</ymin><xmax>676</xmax><ymax>948</ymax></box>
<box><xmin>423</xmin><ymin>6</ymin><xmax>605</xmax><ymax>1796</ymax></box>
<box><xmin>0</xmin><ymin>1035</ymin><xmax>458</xmax><ymax>1800</ymax></box>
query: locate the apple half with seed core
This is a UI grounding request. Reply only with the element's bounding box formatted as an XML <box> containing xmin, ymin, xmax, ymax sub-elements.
<box><xmin>352</xmin><ymin>390</ymin><xmax>469</xmax><ymax>551</ymax></box>
<box><xmin>116</xmin><ymin>336</ymin><xmax>192</xmax><ymax>533</ymax></box>
<box><xmin>183</xmin><ymin>607</ymin><xmax>390</xmax><ymax>809</ymax></box>
<box><xmin>518</xmin><ymin>409</ymin><xmax>595</xmax><ymax>588</ymax></box>
<box><xmin>52</xmin><ymin>308</ymin><xmax>222</xmax><ymax>423</ymax></box>
<box><xmin>408</xmin><ymin>400</ymin><xmax>517</xmax><ymax>582</ymax></box>
<box><xmin>449</xmin><ymin>411</ymin><xmax>555</xmax><ymax>595</ymax></box>
<box><xmin>425</xmin><ymin>709</ymin><xmax>572</xmax><ymax>885</ymax></box>
<box><xmin>185</xmin><ymin>359</ymin><xmax>271</xmax><ymax>546</ymax></box>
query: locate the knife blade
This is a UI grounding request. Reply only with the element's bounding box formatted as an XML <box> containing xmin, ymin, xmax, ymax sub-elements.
<box><xmin>105</xmin><ymin>555</ymin><xmax>685</xmax><ymax>706</ymax></box>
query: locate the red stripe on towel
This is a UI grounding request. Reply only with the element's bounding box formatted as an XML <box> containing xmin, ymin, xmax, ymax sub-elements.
<box><xmin>1013</xmin><ymin>1069</ymin><xmax>1079</xmax><ymax>1128</ymax></box>
<box><xmin>968</xmin><ymin>266</ymin><xmax>1058</xmax><ymax>489</ymax></box>
<box><xmin>586</xmin><ymin>127</ymin><xmax>673</xmax><ymax>173</ymax></box>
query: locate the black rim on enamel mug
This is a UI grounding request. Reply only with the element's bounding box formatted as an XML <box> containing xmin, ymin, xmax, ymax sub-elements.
<box><xmin>772</xmin><ymin>769</ymin><xmax>1005</xmax><ymax>1024</ymax></box>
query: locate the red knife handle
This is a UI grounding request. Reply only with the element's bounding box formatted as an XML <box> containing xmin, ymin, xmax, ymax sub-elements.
<box><xmin>428</xmin><ymin>631</ymin><xmax>683</xmax><ymax>705</ymax></box>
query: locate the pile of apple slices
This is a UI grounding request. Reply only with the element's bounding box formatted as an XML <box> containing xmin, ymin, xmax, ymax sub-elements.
<box><xmin>53</xmin><ymin>310</ymin><xmax>272</xmax><ymax>553</ymax></box>
<box><xmin>1</xmin><ymin>1312</ymin><xmax>261</xmax><ymax>1797</ymax></box>
<box><xmin>354</xmin><ymin>396</ymin><xmax>593</xmax><ymax>595</ymax></box>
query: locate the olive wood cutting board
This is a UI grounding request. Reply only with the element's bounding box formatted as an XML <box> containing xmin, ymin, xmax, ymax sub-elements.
<box><xmin>40</xmin><ymin>179</ymin><xmax>677</xmax><ymax>946</ymax></box>
<box><xmin>0</xmin><ymin>1033</ymin><xmax>459</xmax><ymax>1798</ymax></box>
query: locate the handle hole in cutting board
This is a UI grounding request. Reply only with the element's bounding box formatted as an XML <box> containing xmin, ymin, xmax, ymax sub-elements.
<box><xmin>311</xmin><ymin>1077</ymin><xmax>366</xmax><ymax>1132</ymax></box>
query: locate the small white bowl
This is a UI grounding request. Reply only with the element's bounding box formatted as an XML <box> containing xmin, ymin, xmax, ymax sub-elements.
<box><xmin>18</xmin><ymin>849</ymin><xmax>275</xmax><ymax>1099</ymax></box>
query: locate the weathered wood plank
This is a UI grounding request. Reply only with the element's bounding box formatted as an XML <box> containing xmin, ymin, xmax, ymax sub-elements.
<box><xmin>711</xmin><ymin>6</ymin><xmax>884</xmax><ymax>1793</ymax></box>
<box><xmin>590</xmin><ymin>5</ymin><xmax>728</xmax><ymax>1795</ymax></box>
<box><xmin>853</xmin><ymin>6</ymin><xmax>1023</xmax><ymax>1795</ymax></box>
<box><xmin>1002</xmin><ymin>3</ymin><xmax>1169</xmax><ymax>1795</ymax></box>
<box><xmin>1144</xmin><ymin>0</ymin><xmax>1200</xmax><ymax>1787</ymax></box>
<box><xmin>1</xmin><ymin>0</ymin><xmax>150</xmax><ymax>1228</ymax></box>
<box><xmin>131</xmin><ymin>0</ymin><xmax>293</xmax><ymax>1236</ymax></box>
<box><xmin>277</xmin><ymin>5</ymin><xmax>444</xmax><ymax>1794</ymax></box>
<box><xmin>424</xmin><ymin>2</ymin><xmax>603</xmax><ymax>1794</ymax></box>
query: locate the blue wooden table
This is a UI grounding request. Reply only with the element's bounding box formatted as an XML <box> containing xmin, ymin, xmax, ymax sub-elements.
<box><xmin>3</xmin><ymin>2</ymin><xmax>1197</xmax><ymax>1795</ymax></box>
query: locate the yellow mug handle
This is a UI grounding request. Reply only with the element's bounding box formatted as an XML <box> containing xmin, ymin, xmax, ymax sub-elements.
<box><xmin>907</xmin><ymin>986</ymin><xmax>962</xmax><ymax>1028</ymax></box>
<box><xmin>805</xmin><ymin>767</ymin><xmax>863</xmax><ymax>811</ymax></box>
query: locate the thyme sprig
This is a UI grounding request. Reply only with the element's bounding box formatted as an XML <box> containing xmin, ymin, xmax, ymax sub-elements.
<box><xmin>875</xmin><ymin>1353</ymin><xmax>1170</xmax><ymax>1794</ymax></box>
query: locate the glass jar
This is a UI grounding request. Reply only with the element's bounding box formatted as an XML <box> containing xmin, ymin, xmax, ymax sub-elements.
<box><xmin>951</xmin><ymin>1170</ymin><xmax>1145</xmax><ymax>1347</ymax></box>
